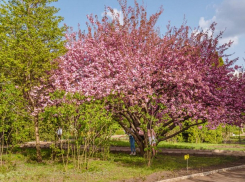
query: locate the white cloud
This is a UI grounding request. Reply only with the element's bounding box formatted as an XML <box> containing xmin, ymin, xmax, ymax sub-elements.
<box><xmin>102</xmin><ymin>8</ymin><xmax>124</xmax><ymax>25</ymax></box>
<box><xmin>199</xmin><ymin>16</ymin><xmax>216</xmax><ymax>30</ymax></box>
<box><xmin>199</xmin><ymin>0</ymin><xmax>245</xmax><ymax>46</ymax></box>
<box><xmin>219</xmin><ymin>36</ymin><xmax>239</xmax><ymax>46</ymax></box>
<box><xmin>198</xmin><ymin>16</ymin><xmax>216</xmax><ymax>37</ymax></box>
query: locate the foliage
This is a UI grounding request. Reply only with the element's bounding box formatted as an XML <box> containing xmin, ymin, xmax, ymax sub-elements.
<box><xmin>180</xmin><ymin>124</ymin><xmax>223</xmax><ymax>144</ymax></box>
<box><xmin>174</xmin><ymin>124</ymin><xmax>240</xmax><ymax>144</ymax></box>
<box><xmin>0</xmin><ymin>0</ymin><xmax>66</xmax><ymax>162</ymax></box>
<box><xmin>40</xmin><ymin>92</ymin><xmax>116</xmax><ymax>170</ymax></box>
<box><xmin>51</xmin><ymin>0</ymin><xmax>245</xmax><ymax>158</ymax></box>
<box><xmin>0</xmin><ymin>83</ymin><xmax>25</xmax><ymax>144</ymax></box>
<box><xmin>114</xmin><ymin>128</ymin><xmax>126</xmax><ymax>135</ymax></box>
<box><xmin>0</xmin><ymin>0</ymin><xmax>66</xmax><ymax>87</ymax></box>
<box><xmin>0</xmin><ymin>82</ymin><xmax>33</xmax><ymax>167</ymax></box>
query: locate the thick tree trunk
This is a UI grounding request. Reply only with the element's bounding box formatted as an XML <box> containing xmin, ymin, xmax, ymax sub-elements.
<box><xmin>139</xmin><ymin>144</ymin><xmax>145</xmax><ymax>156</ymax></box>
<box><xmin>34</xmin><ymin>115</ymin><xmax>42</xmax><ymax>162</ymax></box>
<box><xmin>138</xmin><ymin>143</ymin><xmax>145</xmax><ymax>156</ymax></box>
<box><xmin>134</xmin><ymin>135</ymin><xmax>145</xmax><ymax>156</ymax></box>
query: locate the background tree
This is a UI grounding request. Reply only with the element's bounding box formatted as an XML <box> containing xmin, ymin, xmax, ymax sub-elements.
<box><xmin>0</xmin><ymin>0</ymin><xmax>66</xmax><ymax>162</ymax></box>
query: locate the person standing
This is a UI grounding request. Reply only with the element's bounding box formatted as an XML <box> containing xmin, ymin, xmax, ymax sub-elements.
<box><xmin>127</xmin><ymin>126</ymin><xmax>136</xmax><ymax>155</ymax></box>
<box><xmin>57</xmin><ymin>126</ymin><xmax>62</xmax><ymax>141</ymax></box>
<box><xmin>147</xmin><ymin>123</ymin><xmax>156</xmax><ymax>157</ymax></box>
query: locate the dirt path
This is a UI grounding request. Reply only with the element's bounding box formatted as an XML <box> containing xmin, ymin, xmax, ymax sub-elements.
<box><xmin>20</xmin><ymin>140</ymin><xmax>245</xmax><ymax>157</ymax></box>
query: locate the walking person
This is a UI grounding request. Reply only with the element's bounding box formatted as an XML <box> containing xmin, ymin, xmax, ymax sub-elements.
<box><xmin>127</xmin><ymin>126</ymin><xmax>136</xmax><ymax>155</ymax></box>
<box><xmin>147</xmin><ymin>123</ymin><xmax>156</xmax><ymax>157</ymax></box>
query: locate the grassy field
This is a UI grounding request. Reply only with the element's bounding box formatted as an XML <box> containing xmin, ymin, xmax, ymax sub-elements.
<box><xmin>0</xmin><ymin>147</ymin><xmax>240</xmax><ymax>182</ymax></box>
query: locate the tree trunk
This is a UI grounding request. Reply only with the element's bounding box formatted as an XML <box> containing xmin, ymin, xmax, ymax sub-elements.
<box><xmin>134</xmin><ymin>135</ymin><xmax>145</xmax><ymax>156</ymax></box>
<box><xmin>34</xmin><ymin>115</ymin><xmax>42</xmax><ymax>162</ymax></box>
<box><xmin>138</xmin><ymin>141</ymin><xmax>145</xmax><ymax>156</ymax></box>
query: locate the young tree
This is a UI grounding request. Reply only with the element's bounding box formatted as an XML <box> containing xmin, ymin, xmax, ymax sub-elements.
<box><xmin>41</xmin><ymin>92</ymin><xmax>115</xmax><ymax>170</ymax></box>
<box><xmin>0</xmin><ymin>0</ymin><xmax>66</xmax><ymax>162</ymax></box>
<box><xmin>52</xmin><ymin>0</ymin><xmax>245</xmax><ymax>155</ymax></box>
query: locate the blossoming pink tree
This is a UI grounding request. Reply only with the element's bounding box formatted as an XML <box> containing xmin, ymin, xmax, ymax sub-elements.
<box><xmin>52</xmin><ymin>0</ymin><xmax>245</xmax><ymax>155</ymax></box>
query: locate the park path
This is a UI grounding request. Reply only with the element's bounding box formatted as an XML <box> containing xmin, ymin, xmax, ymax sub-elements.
<box><xmin>178</xmin><ymin>167</ymin><xmax>245</xmax><ymax>182</ymax></box>
<box><xmin>21</xmin><ymin>140</ymin><xmax>245</xmax><ymax>157</ymax></box>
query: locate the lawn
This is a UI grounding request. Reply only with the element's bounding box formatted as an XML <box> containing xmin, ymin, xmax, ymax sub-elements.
<box><xmin>110</xmin><ymin>138</ymin><xmax>245</xmax><ymax>151</ymax></box>
<box><xmin>0</xmin><ymin>147</ymin><xmax>241</xmax><ymax>182</ymax></box>
<box><xmin>157</xmin><ymin>141</ymin><xmax>245</xmax><ymax>151</ymax></box>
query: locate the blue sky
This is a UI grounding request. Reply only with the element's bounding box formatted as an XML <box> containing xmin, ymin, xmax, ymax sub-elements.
<box><xmin>52</xmin><ymin>0</ymin><xmax>245</xmax><ymax>67</ymax></box>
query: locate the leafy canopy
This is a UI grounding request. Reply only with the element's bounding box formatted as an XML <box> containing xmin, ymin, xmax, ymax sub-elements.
<box><xmin>51</xmin><ymin>0</ymin><xmax>245</xmax><ymax>143</ymax></box>
<box><xmin>0</xmin><ymin>0</ymin><xmax>66</xmax><ymax>88</ymax></box>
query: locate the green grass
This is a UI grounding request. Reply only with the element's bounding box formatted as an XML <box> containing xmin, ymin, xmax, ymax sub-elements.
<box><xmin>0</xmin><ymin>148</ymin><xmax>241</xmax><ymax>182</ymax></box>
<box><xmin>114</xmin><ymin>129</ymin><xmax>125</xmax><ymax>135</ymax></box>
<box><xmin>109</xmin><ymin>139</ymin><xmax>245</xmax><ymax>151</ymax></box>
<box><xmin>110</xmin><ymin>140</ymin><xmax>130</xmax><ymax>147</ymax></box>
<box><xmin>157</xmin><ymin>141</ymin><xmax>245</xmax><ymax>151</ymax></box>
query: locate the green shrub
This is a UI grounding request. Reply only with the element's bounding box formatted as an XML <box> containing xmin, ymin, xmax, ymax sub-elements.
<box><xmin>114</xmin><ymin>129</ymin><xmax>125</xmax><ymax>135</ymax></box>
<box><xmin>179</xmin><ymin>124</ymin><xmax>224</xmax><ymax>144</ymax></box>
